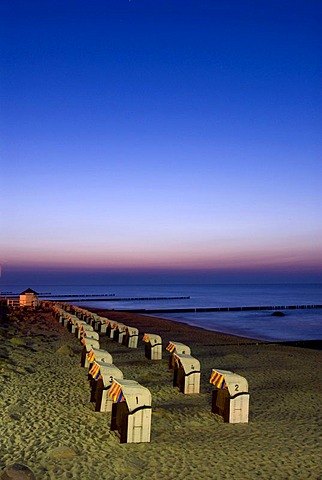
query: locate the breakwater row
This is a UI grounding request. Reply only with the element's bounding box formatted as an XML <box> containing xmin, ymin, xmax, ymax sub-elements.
<box><xmin>127</xmin><ymin>304</ymin><xmax>322</xmax><ymax>313</ymax></box>
<box><xmin>39</xmin><ymin>293</ymin><xmax>116</xmax><ymax>298</ymax></box>
<box><xmin>4</xmin><ymin>293</ymin><xmax>116</xmax><ymax>298</ymax></box>
<box><xmin>46</xmin><ymin>296</ymin><xmax>191</xmax><ymax>302</ymax></box>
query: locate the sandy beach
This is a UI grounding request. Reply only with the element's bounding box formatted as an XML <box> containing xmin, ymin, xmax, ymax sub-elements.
<box><xmin>1</xmin><ymin>305</ymin><xmax>321</xmax><ymax>480</ymax></box>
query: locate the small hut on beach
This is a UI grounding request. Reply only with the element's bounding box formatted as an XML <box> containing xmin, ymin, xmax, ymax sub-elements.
<box><xmin>19</xmin><ymin>288</ymin><xmax>39</xmax><ymax>307</ymax></box>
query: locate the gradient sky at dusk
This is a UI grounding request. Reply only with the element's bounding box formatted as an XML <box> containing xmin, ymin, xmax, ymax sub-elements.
<box><xmin>1</xmin><ymin>0</ymin><xmax>322</xmax><ymax>284</ymax></box>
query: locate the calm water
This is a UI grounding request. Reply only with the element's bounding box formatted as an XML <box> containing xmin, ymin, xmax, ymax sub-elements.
<box><xmin>2</xmin><ymin>283</ymin><xmax>322</xmax><ymax>341</ymax></box>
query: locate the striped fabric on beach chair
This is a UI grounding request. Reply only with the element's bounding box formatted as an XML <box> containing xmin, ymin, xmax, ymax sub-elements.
<box><xmin>89</xmin><ymin>361</ymin><xmax>102</xmax><ymax>381</ymax></box>
<box><xmin>209</xmin><ymin>370</ymin><xmax>228</xmax><ymax>390</ymax></box>
<box><xmin>87</xmin><ymin>348</ymin><xmax>95</xmax><ymax>363</ymax></box>
<box><xmin>166</xmin><ymin>341</ymin><xmax>176</xmax><ymax>353</ymax></box>
<box><xmin>108</xmin><ymin>381</ymin><xmax>125</xmax><ymax>403</ymax></box>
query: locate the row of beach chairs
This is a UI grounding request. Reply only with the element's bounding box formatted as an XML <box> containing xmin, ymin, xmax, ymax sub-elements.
<box><xmin>51</xmin><ymin>303</ymin><xmax>250</xmax><ymax>443</ymax></box>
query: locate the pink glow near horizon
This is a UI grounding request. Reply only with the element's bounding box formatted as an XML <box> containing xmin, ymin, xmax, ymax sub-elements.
<box><xmin>2</xmin><ymin>239</ymin><xmax>322</xmax><ymax>272</ymax></box>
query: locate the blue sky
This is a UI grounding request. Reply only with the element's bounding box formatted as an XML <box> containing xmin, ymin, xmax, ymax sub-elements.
<box><xmin>1</xmin><ymin>0</ymin><xmax>322</xmax><ymax>284</ymax></box>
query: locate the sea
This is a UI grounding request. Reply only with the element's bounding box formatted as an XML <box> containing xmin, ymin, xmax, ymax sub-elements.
<box><xmin>1</xmin><ymin>283</ymin><xmax>322</xmax><ymax>342</ymax></box>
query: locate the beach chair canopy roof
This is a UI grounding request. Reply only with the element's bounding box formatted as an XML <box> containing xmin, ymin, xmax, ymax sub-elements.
<box><xmin>83</xmin><ymin>337</ymin><xmax>100</xmax><ymax>351</ymax></box>
<box><xmin>126</xmin><ymin>327</ymin><xmax>139</xmax><ymax>335</ymax></box>
<box><xmin>95</xmin><ymin>361</ymin><xmax>124</xmax><ymax>386</ymax></box>
<box><xmin>115</xmin><ymin>323</ymin><xmax>127</xmax><ymax>331</ymax></box>
<box><xmin>75</xmin><ymin>319</ymin><xmax>87</xmax><ymax>327</ymax></box>
<box><xmin>108</xmin><ymin>379</ymin><xmax>152</xmax><ymax>411</ymax></box>
<box><xmin>53</xmin><ymin>305</ymin><xmax>63</xmax><ymax>312</ymax></box>
<box><xmin>89</xmin><ymin>347</ymin><xmax>113</xmax><ymax>364</ymax></box>
<box><xmin>80</xmin><ymin>323</ymin><xmax>94</xmax><ymax>330</ymax></box>
<box><xmin>53</xmin><ymin>304</ymin><xmax>65</xmax><ymax>312</ymax></box>
<box><xmin>143</xmin><ymin>333</ymin><xmax>162</xmax><ymax>344</ymax></box>
<box><xmin>166</xmin><ymin>341</ymin><xmax>191</xmax><ymax>355</ymax></box>
<box><xmin>210</xmin><ymin>369</ymin><xmax>249</xmax><ymax>395</ymax></box>
<box><xmin>174</xmin><ymin>353</ymin><xmax>200</xmax><ymax>373</ymax></box>
<box><xmin>83</xmin><ymin>330</ymin><xmax>99</xmax><ymax>340</ymax></box>
<box><xmin>97</xmin><ymin>316</ymin><xmax>108</xmax><ymax>323</ymax></box>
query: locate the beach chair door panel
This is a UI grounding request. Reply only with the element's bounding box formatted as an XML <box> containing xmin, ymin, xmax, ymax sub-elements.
<box><xmin>129</xmin><ymin>410</ymin><xmax>142</xmax><ymax>443</ymax></box>
<box><xmin>230</xmin><ymin>395</ymin><xmax>249</xmax><ymax>423</ymax></box>
<box><xmin>101</xmin><ymin>389</ymin><xmax>112</xmax><ymax>412</ymax></box>
<box><xmin>127</xmin><ymin>409</ymin><xmax>151</xmax><ymax>443</ymax></box>
<box><xmin>186</xmin><ymin>372</ymin><xmax>197</xmax><ymax>394</ymax></box>
<box><xmin>100</xmin><ymin>323</ymin><xmax>107</xmax><ymax>333</ymax></box>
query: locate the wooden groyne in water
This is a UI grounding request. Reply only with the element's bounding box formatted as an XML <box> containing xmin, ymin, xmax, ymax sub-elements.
<box><xmin>45</xmin><ymin>296</ymin><xmax>191</xmax><ymax>302</ymax></box>
<box><xmin>39</xmin><ymin>293</ymin><xmax>116</xmax><ymax>298</ymax></box>
<box><xmin>126</xmin><ymin>304</ymin><xmax>322</xmax><ymax>313</ymax></box>
<box><xmin>2</xmin><ymin>293</ymin><xmax>117</xmax><ymax>298</ymax></box>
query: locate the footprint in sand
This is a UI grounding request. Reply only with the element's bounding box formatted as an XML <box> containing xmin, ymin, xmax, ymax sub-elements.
<box><xmin>0</xmin><ymin>463</ymin><xmax>36</xmax><ymax>479</ymax></box>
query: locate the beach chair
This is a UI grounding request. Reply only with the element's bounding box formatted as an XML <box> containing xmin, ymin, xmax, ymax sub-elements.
<box><xmin>166</xmin><ymin>341</ymin><xmax>191</xmax><ymax>368</ymax></box>
<box><xmin>52</xmin><ymin>306</ymin><xmax>66</xmax><ymax>324</ymax></box>
<box><xmin>173</xmin><ymin>353</ymin><xmax>201</xmax><ymax>394</ymax></box>
<box><xmin>80</xmin><ymin>330</ymin><xmax>99</xmax><ymax>343</ymax></box>
<box><xmin>143</xmin><ymin>333</ymin><xmax>162</xmax><ymax>360</ymax></box>
<box><xmin>98</xmin><ymin>318</ymin><xmax>111</xmax><ymax>334</ymax></box>
<box><xmin>116</xmin><ymin>323</ymin><xmax>127</xmax><ymax>344</ymax></box>
<box><xmin>80</xmin><ymin>337</ymin><xmax>101</xmax><ymax>367</ymax></box>
<box><xmin>86</xmin><ymin>347</ymin><xmax>113</xmax><ymax>371</ymax></box>
<box><xmin>62</xmin><ymin>313</ymin><xmax>76</xmax><ymax>328</ymax></box>
<box><xmin>123</xmin><ymin>327</ymin><xmax>139</xmax><ymax>348</ymax></box>
<box><xmin>109</xmin><ymin>379</ymin><xmax>152</xmax><ymax>443</ymax></box>
<box><xmin>93</xmin><ymin>316</ymin><xmax>106</xmax><ymax>332</ymax></box>
<box><xmin>89</xmin><ymin>362</ymin><xmax>124</xmax><ymax>412</ymax></box>
<box><xmin>66</xmin><ymin>315</ymin><xmax>78</xmax><ymax>333</ymax></box>
<box><xmin>89</xmin><ymin>313</ymin><xmax>100</xmax><ymax>328</ymax></box>
<box><xmin>77</xmin><ymin>323</ymin><xmax>94</xmax><ymax>340</ymax></box>
<box><xmin>111</xmin><ymin>322</ymin><xmax>127</xmax><ymax>343</ymax></box>
<box><xmin>73</xmin><ymin>320</ymin><xmax>87</xmax><ymax>337</ymax></box>
<box><xmin>110</xmin><ymin>321</ymin><xmax>119</xmax><ymax>340</ymax></box>
<box><xmin>209</xmin><ymin>369</ymin><xmax>250</xmax><ymax>423</ymax></box>
<box><xmin>103</xmin><ymin>319</ymin><xmax>113</xmax><ymax>337</ymax></box>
